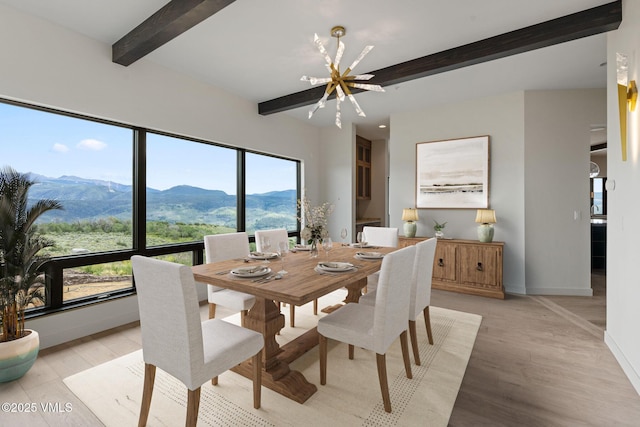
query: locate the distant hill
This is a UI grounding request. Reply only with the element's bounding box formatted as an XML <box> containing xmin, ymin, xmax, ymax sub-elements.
<box><xmin>28</xmin><ymin>174</ymin><xmax>297</xmax><ymax>229</ymax></box>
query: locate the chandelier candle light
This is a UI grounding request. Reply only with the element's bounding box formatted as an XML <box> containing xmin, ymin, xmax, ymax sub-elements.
<box><xmin>402</xmin><ymin>208</ymin><xmax>419</xmax><ymax>238</ymax></box>
<box><xmin>475</xmin><ymin>209</ymin><xmax>497</xmax><ymax>243</ymax></box>
<box><xmin>301</xmin><ymin>26</ymin><xmax>384</xmax><ymax>128</ymax></box>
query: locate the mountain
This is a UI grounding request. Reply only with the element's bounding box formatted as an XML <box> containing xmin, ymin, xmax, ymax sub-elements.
<box><xmin>28</xmin><ymin>175</ymin><xmax>297</xmax><ymax>228</ymax></box>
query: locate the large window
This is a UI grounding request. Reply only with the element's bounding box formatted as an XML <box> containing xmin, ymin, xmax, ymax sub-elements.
<box><xmin>146</xmin><ymin>133</ymin><xmax>238</xmax><ymax>245</ymax></box>
<box><xmin>0</xmin><ymin>99</ymin><xmax>300</xmax><ymax>316</ymax></box>
<box><xmin>0</xmin><ymin>101</ymin><xmax>135</xmax><ymax>302</ymax></box>
<box><xmin>0</xmin><ymin>101</ymin><xmax>134</xmax><ymax>257</ymax></box>
<box><xmin>245</xmin><ymin>152</ymin><xmax>298</xmax><ymax>234</ymax></box>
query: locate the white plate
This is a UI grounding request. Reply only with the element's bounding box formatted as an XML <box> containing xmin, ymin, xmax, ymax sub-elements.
<box><xmin>355</xmin><ymin>251</ymin><xmax>384</xmax><ymax>260</ymax></box>
<box><xmin>294</xmin><ymin>244</ymin><xmax>311</xmax><ymax>251</ymax></box>
<box><xmin>317</xmin><ymin>262</ymin><xmax>354</xmax><ymax>272</ymax></box>
<box><xmin>230</xmin><ymin>266</ymin><xmax>271</xmax><ymax>278</ymax></box>
<box><xmin>249</xmin><ymin>251</ymin><xmax>278</xmax><ymax>260</ymax></box>
<box><xmin>349</xmin><ymin>243</ymin><xmax>373</xmax><ymax>249</ymax></box>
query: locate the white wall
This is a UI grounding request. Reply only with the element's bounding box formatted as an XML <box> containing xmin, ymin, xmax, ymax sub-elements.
<box><xmin>0</xmin><ymin>5</ymin><xmax>322</xmax><ymax>348</ymax></box>
<box><xmin>524</xmin><ymin>89</ymin><xmax>605</xmax><ymax>296</ymax></box>
<box><xmin>390</xmin><ymin>92</ymin><xmax>527</xmax><ymax>294</ymax></box>
<box><xmin>390</xmin><ymin>89</ymin><xmax>605</xmax><ymax>297</ymax></box>
<box><xmin>319</xmin><ymin>124</ymin><xmax>355</xmax><ymax>242</ymax></box>
<box><xmin>605</xmin><ymin>0</ymin><xmax>640</xmax><ymax>395</ymax></box>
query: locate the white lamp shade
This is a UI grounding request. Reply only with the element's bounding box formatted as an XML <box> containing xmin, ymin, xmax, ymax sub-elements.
<box><xmin>402</xmin><ymin>208</ymin><xmax>419</xmax><ymax>222</ymax></box>
<box><xmin>475</xmin><ymin>209</ymin><xmax>496</xmax><ymax>224</ymax></box>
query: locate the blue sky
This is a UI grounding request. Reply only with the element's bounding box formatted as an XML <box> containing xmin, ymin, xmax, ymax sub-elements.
<box><xmin>0</xmin><ymin>102</ymin><xmax>296</xmax><ymax>194</ymax></box>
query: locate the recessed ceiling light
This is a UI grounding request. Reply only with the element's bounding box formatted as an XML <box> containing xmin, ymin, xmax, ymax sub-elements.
<box><xmin>378</xmin><ymin>124</ymin><xmax>387</xmax><ymax>129</ymax></box>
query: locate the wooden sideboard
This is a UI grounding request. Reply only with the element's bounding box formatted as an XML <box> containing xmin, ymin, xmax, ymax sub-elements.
<box><xmin>399</xmin><ymin>236</ymin><xmax>504</xmax><ymax>299</ymax></box>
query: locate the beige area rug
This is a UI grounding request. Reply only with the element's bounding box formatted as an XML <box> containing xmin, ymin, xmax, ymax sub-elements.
<box><xmin>64</xmin><ymin>290</ymin><xmax>481</xmax><ymax>427</ymax></box>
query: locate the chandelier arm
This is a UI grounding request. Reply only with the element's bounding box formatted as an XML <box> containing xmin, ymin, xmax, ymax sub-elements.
<box><xmin>325</xmin><ymin>81</ymin><xmax>338</xmax><ymax>96</ymax></box>
<box><xmin>334</xmin><ymin>41</ymin><xmax>345</xmax><ymax>67</ymax></box>
<box><xmin>344</xmin><ymin>74</ymin><xmax>374</xmax><ymax>81</ymax></box>
<box><xmin>313</xmin><ymin>34</ymin><xmax>333</xmax><ymax>66</ymax></box>
<box><xmin>308</xmin><ymin>92</ymin><xmax>330</xmax><ymax>118</ymax></box>
<box><xmin>347</xmin><ymin>93</ymin><xmax>366</xmax><ymax>117</ymax></box>
<box><xmin>347</xmin><ymin>46</ymin><xmax>374</xmax><ymax>71</ymax></box>
<box><xmin>339</xmin><ymin>80</ymin><xmax>352</xmax><ymax>96</ymax></box>
<box><xmin>335</xmin><ymin>95</ymin><xmax>342</xmax><ymax>128</ymax></box>
<box><xmin>346</xmin><ymin>82</ymin><xmax>385</xmax><ymax>92</ymax></box>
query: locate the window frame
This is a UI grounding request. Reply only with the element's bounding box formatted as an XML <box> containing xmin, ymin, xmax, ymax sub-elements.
<box><xmin>0</xmin><ymin>98</ymin><xmax>301</xmax><ymax>318</ymax></box>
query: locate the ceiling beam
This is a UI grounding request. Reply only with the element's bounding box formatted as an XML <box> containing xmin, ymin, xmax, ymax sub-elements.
<box><xmin>258</xmin><ymin>0</ymin><xmax>622</xmax><ymax>116</ymax></box>
<box><xmin>112</xmin><ymin>0</ymin><xmax>236</xmax><ymax>66</ymax></box>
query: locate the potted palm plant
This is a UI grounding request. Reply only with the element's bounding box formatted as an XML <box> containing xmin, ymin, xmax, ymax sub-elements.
<box><xmin>0</xmin><ymin>166</ymin><xmax>62</xmax><ymax>382</ymax></box>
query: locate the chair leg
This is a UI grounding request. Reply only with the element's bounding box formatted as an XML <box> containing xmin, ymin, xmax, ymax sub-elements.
<box><xmin>408</xmin><ymin>319</ymin><xmax>421</xmax><ymax>365</ymax></box>
<box><xmin>376</xmin><ymin>353</ymin><xmax>392</xmax><ymax>413</ymax></box>
<box><xmin>348</xmin><ymin>344</ymin><xmax>354</xmax><ymax>360</ymax></box>
<box><xmin>289</xmin><ymin>304</ymin><xmax>295</xmax><ymax>327</ymax></box>
<box><xmin>211</xmin><ymin>376</ymin><xmax>218</xmax><ymax>386</ymax></box>
<box><xmin>138</xmin><ymin>363</ymin><xmax>156</xmax><ymax>427</ymax></box>
<box><xmin>208</xmin><ymin>303</ymin><xmax>216</xmax><ymax>319</ymax></box>
<box><xmin>400</xmin><ymin>330</ymin><xmax>413</xmax><ymax>379</ymax></box>
<box><xmin>313</xmin><ymin>299</ymin><xmax>318</xmax><ymax>315</ymax></box>
<box><xmin>241</xmin><ymin>310</ymin><xmax>248</xmax><ymax>327</ymax></box>
<box><xmin>319</xmin><ymin>334</ymin><xmax>327</xmax><ymax>385</ymax></box>
<box><xmin>252</xmin><ymin>350</ymin><xmax>262</xmax><ymax>409</ymax></box>
<box><xmin>185</xmin><ymin>387</ymin><xmax>201</xmax><ymax>427</ymax></box>
<box><xmin>424</xmin><ymin>306</ymin><xmax>434</xmax><ymax>345</ymax></box>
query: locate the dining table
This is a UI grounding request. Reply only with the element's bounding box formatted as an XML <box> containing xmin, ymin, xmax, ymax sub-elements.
<box><xmin>191</xmin><ymin>244</ymin><xmax>396</xmax><ymax>404</ymax></box>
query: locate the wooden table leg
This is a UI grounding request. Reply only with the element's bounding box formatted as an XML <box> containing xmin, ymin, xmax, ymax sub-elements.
<box><xmin>230</xmin><ymin>297</ymin><xmax>317</xmax><ymax>403</ymax></box>
<box><xmin>344</xmin><ymin>277</ymin><xmax>367</xmax><ymax>304</ymax></box>
<box><xmin>321</xmin><ymin>277</ymin><xmax>368</xmax><ymax>313</ymax></box>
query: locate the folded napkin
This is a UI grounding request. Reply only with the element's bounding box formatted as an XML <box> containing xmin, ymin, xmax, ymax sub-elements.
<box><xmin>251</xmin><ymin>251</ymin><xmax>264</xmax><ymax>256</ymax></box>
<box><xmin>357</xmin><ymin>252</ymin><xmax>382</xmax><ymax>257</ymax></box>
<box><xmin>319</xmin><ymin>262</ymin><xmax>341</xmax><ymax>269</ymax></box>
<box><xmin>235</xmin><ymin>265</ymin><xmax>266</xmax><ymax>274</ymax></box>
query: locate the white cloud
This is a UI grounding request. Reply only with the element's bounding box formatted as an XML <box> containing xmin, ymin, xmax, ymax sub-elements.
<box><xmin>77</xmin><ymin>139</ymin><xmax>107</xmax><ymax>151</ymax></box>
<box><xmin>52</xmin><ymin>143</ymin><xmax>69</xmax><ymax>153</ymax></box>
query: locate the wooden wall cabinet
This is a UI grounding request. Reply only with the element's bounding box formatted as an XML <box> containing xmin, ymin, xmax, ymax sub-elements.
<box><xmin>356</xmin><ymin>136</ymin><xmax>371</xmax><ymax>200</ymax></box>
<box><xmin>399</xmin><ymin>237</ymin><xmax>504</xmax><ymax>299</ymax></box>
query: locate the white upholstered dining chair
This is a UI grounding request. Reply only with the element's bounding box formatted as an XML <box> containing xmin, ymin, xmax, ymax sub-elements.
<box><xmin>361</xmin><ymin>226</ymin><xmax>399</xmax><ymax>293</ymax></box>
<box><xmin>360</xmin><ymin>238</ymin><xmax>437</xmax><ymax>365</ymax></box>
<box><xmin>131</xmin><ymin>255</ymin><xmax>264</xmax><ymax>427</ymax></box>
<box><xmin>204</xmin><ymin>233</ymin><xmax>256</xmax><ymax>326</ymax></box>
<box><xmin>255</xmin><ymin>228</ymin><xmax>317</xmax><ymax>327</ymax></box>
<box><xmin>317</xmin><ymin>244</ymin><xmax>416</xmax><ymax>413</ymax></box>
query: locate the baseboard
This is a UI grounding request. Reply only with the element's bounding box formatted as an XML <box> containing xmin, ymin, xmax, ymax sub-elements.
<box><xmin>524</xmin><ymin>286</ymin><xmax>593</xmax><ymax>296</ymax></box>
<box><xmin>505</xmin><ymin>284</ymin><xmax>527</xmax><ymax>295</ymax></box>
<box><xmin>605</xmin><ymin>331</ymin><xmax>640</xmax><ymax>396</ymax></box>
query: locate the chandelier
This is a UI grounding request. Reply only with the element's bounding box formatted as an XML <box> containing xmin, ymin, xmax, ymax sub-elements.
<box><xmin>301</xmin><ymin>26</ymin><xmax>384</xmax><ymax>128</ymax></box>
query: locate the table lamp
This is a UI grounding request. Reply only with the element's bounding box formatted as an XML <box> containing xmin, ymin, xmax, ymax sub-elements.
<box><xmin>475</xmin><ymin>209</ymin><xmax>496</xmax><ymax>242</ymax></box>
<box><xmin>402</xmin><ymin>208</ymin><xmax>419</xmax><ymax>238</ymax></box>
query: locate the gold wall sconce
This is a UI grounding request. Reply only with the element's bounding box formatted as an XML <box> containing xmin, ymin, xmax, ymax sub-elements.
<box><xmin>628</xmin><ymin>80</ymin><xmax>638</xmax><ymax>112</ymax></box>
<box><xmin>616</xmin><ymin>53</ymin><xmax>637</xmax><ymax>161</ymax></box>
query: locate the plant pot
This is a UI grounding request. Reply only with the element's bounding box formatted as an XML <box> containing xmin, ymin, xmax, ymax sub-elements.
<box><xmin>0</xmin><ymin>329</ymin><xmax>39</xmax><ymax>382</ymax></box>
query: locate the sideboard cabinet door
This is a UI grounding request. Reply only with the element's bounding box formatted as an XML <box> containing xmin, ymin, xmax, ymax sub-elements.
<box><xmin>458</xmin><ymin>244</ymin><xmax>502</xmax><ymax>291</ymax></box>
<box><xmin>433</xmin><ymin>241</ymin><xmax>457</xmax><ymax>283</ymax></box>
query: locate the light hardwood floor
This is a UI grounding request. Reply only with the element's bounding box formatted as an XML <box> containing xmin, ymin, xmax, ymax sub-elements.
<box><xmin>1</xmin><ymin>272</ymin><xmax>639</xmax><ymax>426</ymax></box>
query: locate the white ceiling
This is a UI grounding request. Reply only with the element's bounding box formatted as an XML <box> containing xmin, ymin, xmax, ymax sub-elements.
<box><xmin>0</xmin><ymin>0</ymin><xmax>613</xmax><ymax>140</ymax></box>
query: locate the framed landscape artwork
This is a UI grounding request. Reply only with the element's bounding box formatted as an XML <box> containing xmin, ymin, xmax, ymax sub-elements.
<box><xmin>415</xmin><ymin>136</ymin><xmax>489</xmax><ymax>209</ymax></box>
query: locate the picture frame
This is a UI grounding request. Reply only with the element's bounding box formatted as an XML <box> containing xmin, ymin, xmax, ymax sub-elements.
<box><xmin>415</xmin><ymin>135</ymin><xmax>489</xmax><ymax>209</ymax></box>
